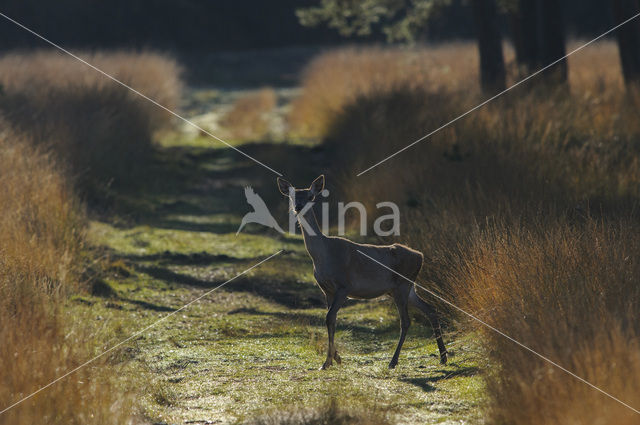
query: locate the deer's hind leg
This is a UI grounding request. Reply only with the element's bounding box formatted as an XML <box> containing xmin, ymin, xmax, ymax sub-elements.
<box><xmin>409</xmin><ymin>287</ymin><xmax>447</xmax><ymax>364</ymax></box>
<box><xmin>389</xmin><ymin>284</ymin><xmax>412</xmax><ymax>369</ymax></box>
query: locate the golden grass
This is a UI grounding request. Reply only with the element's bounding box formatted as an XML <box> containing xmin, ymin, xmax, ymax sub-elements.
<box><xmin>0</xmin><ymin>51</ymin><xmax>181</xmax><ymax>110</ymax></box>
<box><xmin>0</xmin><ymin>50</ymin><xmax>183</xmax><ymax>422</ymax></box>
<box><xmin>291</xmin><ymin>41</ymin><xmax>640</xmax><ymax>423</ymax></box>
<box><xmin>0</xmin><ymin>127</ymin><xmax>132</xmax><ymax>424</ymax></box>
<box><xmin>220</xmin><ymin>88</ymin><xmax>277</xmax><ymax>140</ymax></box>
<box><xmin>0</xmin><ymin>50</ymin><xmax>182</xmax><ymax>193</ymax></box>
<box><xmin>0</xmin><ymin>129</ymin><xmax>82</xmax><ymax>288</ymax></box>
<box><xmin>288</xmin><ymin>43</ymin><xmax>480</xmax><ymax>138</ymax></box>
<box><xmin>453</xmin><ymin>220</ymin><xmax>640</xmax><ymax>424</ymax></box>
<box><xmin>289</xmin><ymin>40</ymin><xmax>625</xmax><ymax>140</ymax></box>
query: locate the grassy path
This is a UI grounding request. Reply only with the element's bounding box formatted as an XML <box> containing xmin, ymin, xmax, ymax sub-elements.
<box><xmin>74</xmin><ymin>105</ymin><xmax>485</xmax><ymax>424</ymax></box>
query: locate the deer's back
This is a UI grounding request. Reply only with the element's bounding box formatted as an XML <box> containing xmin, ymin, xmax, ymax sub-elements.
<box><xmin>314</xmin><ymin>237</ymin><xmax>423</xmax><ymax>299</ymax></box>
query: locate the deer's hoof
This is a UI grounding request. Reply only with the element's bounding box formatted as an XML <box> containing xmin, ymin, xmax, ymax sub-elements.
<box><xmin>440</xmin><ymin>352</ymin><xmax>448</xmax><ymax>365</ymax></box>
<box><xmin>320</xmin><ymin>361</ymin><xmax>332</xmax><ymax>370</ymax></box>
<box><xmin>333</xmin><ymin>351</ymin><xmax>342</xmax><ymax>364</ymax></box>
<box><xmin>388</xmin><ymin>359</ymin><xmax>398</xmax><ymax>369</ymax></box>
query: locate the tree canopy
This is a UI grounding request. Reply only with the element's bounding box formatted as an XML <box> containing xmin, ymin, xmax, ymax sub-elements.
<box><xmin>297</xmin><ymin>0</ymin><xmax>451</xmax><ymax>42</ymax></box>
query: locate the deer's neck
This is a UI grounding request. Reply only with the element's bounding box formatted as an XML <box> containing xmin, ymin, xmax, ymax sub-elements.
<box><xmin>298</xmin><ymin>207</ymin><xmax>327</xmax><ymax>261</ymax></box>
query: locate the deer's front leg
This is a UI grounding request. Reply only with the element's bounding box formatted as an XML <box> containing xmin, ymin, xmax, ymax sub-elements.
<box><xmin>321</xmin><ymin>289</ymin><xmax>348</xmax><ymax>370</ymax></box>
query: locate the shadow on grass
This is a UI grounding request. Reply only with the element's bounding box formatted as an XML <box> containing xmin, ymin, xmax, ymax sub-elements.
<box><xmin>135</xmin><ymin>264</ymin><xmax>214</xmax><ymax>288</ymax></box>
<box><xmin>228</xmin><ymin>307</ymin><xmax>324</xmax><ymax>327</ymax></box>
<box><xmin>110</xmin><ymin>141</ymin><xmax>328</xmax><ymax>227</ymax></box>
<box><xmin>228</xmin><ymin>277</ymin><xmax>325</xmax><ymax>309</ymax></box>
<box><xmin>123</xmin><ymin>298</ymin><xmax>177</xmax><ymax>312</ymax></box>
<box><xmin>89</xmin><ymin>279</ymin><xmax>176</xmax><ymax>312</ymax></box>
<box><xmin>117</xmin><ymin>251</ymin><xmax>245</xmax><ymax>266</ymax></box>
<box><xmin>400</xmin><ymin>377</ymin><xmax>437</xmax><ymax>393</ymax></box>
<box><xmin>134</xmin><ymin>264</ymin><xmax>325</xmax><ymax>309</ymax></box>
<box><xmin>226</xmin><ymin>306</ymin><xmax>402</xmax><ymax>341</ymax></box>
<box><xmin>400</xmin><ymin>366</ymin><xmax>480</xmax><ymax>393</ymax></box>
<box><xmin>147</xmin><ymin>219</ymin><xmax>240</xmax><ymax>234</ymax></box>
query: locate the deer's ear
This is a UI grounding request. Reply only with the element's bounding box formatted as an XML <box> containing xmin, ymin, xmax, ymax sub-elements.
<box><xmin>277</xmin><ymin>177</ymin><xmax>293</xmax><ymax>196</ymax></box>
<box><xmin>309</xmin><ymin>175</ymin><xmax>325</xmax><ymax>196</ymax></box>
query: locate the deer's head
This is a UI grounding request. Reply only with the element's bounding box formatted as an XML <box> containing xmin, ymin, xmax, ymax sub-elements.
<box><xmin>277</xmin><ymin>175</ymin><xmax>324</xmax><ymax>214</ymax></box>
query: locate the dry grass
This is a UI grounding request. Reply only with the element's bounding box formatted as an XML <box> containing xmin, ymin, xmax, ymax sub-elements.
<box><xmin>0</xmin><ymin>127</ymin><xmax>83</xmax><ymax>288</ymax></box>
<box><xmin>289</xmin><ymin>40</ymin><xmax>625</xmax><ymax>140</ymax></box>
<box><xmin>452</xmin><ymin>220</ymin><xmax>640</xmax><ymax>425</ymax></box>
<box><xmin>0</xmin><ymin>50</ymin><xmax>182</xmax><ymax>195</ymax></box>
<box><xmin>291</xmin><ymin>41</ymin><xmax>640</xmax><ymax>423</ymax></box>
<box><xmin>0</xmin><ymin>127</ymin><xmax>132</xmax><ymax>424</ymax></box>
<box><xmin>288</xmin><ymin>43</ymin><xmax>481</xmax><ymax>138</ymax></box>
<box><xmin>294</xmin><ymin>42</ymin><xmax>639</xmax><ymax>218</ymax></box>
<box><xmin>221</xmin><ymin>88</ymin><xmax>277</xmax><ymax>140</ymax></box>
<box><xmin>0</xmin><ymin>49</ymin><xmax>183</xmax><ymax>423</ymax></box>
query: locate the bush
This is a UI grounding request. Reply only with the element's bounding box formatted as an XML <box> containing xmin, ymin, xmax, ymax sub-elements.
<box><xmin>221</xmin><ymin>88</ymin><xmax>277</xmax><ymax>141</ymax></box>
<box><xmin>0</xmin><ymin>50</ymin><xmax>182</xmax><ymax>196</ymax></box>
<box><xmin>288</xmin><ymin>44</ymin><xmax>481</xmax><ymax>139</ymax></box>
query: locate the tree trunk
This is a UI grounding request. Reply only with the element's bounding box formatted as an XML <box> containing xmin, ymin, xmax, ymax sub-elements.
<box><xmin>538</xmin><ymin>0</ymin><xmax>567</xmax><ymax>85</ymax></box>
<box><xmin>508</xmin><ymin>0</ymin><xmax>567</xmax><ymax>86</ymax></box>
<box><xmin>508</xmin><ymin>0</ymin><xmax>538</xmax><ymax>76</ymax></box>
<box><xmin>612</xmin><ymin>0</ymin><xmax>640</xmax><ymax>86</ymax></box>
<box><xmin>472</xmin><ymin>0</ymin><xmax>506</xmax><ymax>94</ymax></box>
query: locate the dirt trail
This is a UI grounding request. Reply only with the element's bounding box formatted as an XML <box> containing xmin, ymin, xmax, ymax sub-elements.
<box><xmin>80</xmin><ymin>89</ymin><xmax>485</xmax><ymax>424</ymax></box>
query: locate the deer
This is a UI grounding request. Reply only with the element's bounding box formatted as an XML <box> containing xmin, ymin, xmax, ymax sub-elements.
<box><xmin>277</xmin><ymin>175</ymin><xmax>448</xmax><ymax>370</ymax></box>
